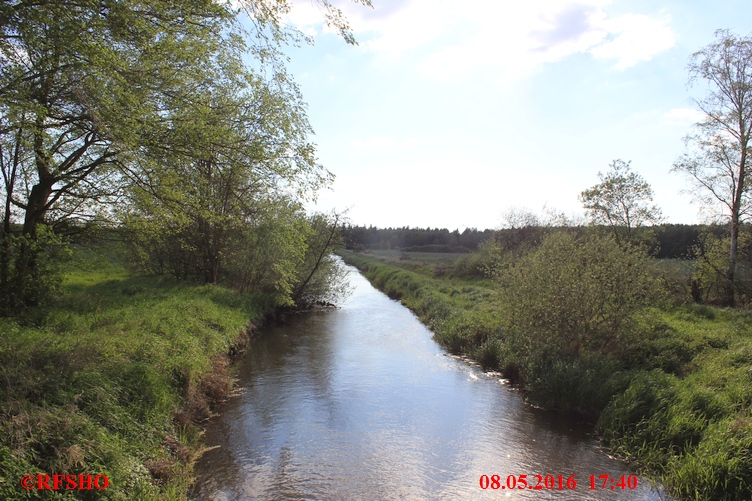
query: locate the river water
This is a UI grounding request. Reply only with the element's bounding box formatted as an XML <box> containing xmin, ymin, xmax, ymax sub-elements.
<box><xmin>192</xmin><ymin>265</ymin><xmax>665</xmax><ymax>500</ymax></box>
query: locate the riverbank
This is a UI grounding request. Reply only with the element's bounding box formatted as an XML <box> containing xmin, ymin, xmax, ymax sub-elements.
<box><xmin>0</xmin><ymin>249</ymin><xmax>271</xmax><ymax>500</ymax></box>
<box><xmin>340</xmin><ymin>250</ymin><xmax>752</xmax><ymax>501</ymax></box>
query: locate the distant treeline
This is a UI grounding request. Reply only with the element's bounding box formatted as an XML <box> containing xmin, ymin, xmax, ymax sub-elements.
<box><xmin>343</xmin><ymin>223</ymin><xmax>727</xmax><ymax>259</ymax></box>
<box><xmin>342</xmin><ymin>226</ymin><xmax>495</xmax><ymax>252</ymax></box>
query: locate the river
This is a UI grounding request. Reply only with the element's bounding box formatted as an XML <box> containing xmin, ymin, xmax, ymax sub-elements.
<box><xmin>192</xmin><ymin>264</ymin><xmax>665</xmax><ymax>500</ymax></box>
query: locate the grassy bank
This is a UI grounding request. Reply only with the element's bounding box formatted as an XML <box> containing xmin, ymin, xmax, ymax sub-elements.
<box><xmin>0</xmin><ymin>249</ymin><xmax>269</xmax><ymax>500</ymax></box>
<box><xmin>341</xmin><ymin>250</ymin><xmax>752</xmax><ymax>501</ymax></box>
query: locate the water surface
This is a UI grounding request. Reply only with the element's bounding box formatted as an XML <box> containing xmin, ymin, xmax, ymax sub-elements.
<box><xmin>193</xmin><ymin>265</ymin><xmax>664</xmax><ymax>500</ymax></box>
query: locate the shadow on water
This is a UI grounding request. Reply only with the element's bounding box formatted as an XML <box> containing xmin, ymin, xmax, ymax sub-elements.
<box><xmin>192</xmin><ymin>265</ymin><xmax>668</xmax><ymax>501</ymax></box>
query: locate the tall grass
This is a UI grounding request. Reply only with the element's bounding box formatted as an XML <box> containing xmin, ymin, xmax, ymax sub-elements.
<box><xmin>0</xmin><ymin>249</ymin><xmax>267</xmax><ymax>500</ymax></box>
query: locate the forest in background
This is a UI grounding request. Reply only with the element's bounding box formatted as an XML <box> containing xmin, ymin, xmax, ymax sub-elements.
<box><xmin>343</xmin><ymin>222</ymin><xmax>728</xmax><ymax>259</ymax></box>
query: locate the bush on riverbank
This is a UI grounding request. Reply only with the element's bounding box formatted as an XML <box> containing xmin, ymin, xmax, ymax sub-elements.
<box><xmin>0</xmin><ymin>249</ymin><xmax>267</xmax><ymax>500</ymax></box>
<box><xmin>340</xmin><ymin>241</ymin><xmax>752</xmax><ymax>501</ymax></box>
<box><xmin>495</xmin><ymin>233</ymin><xmax>661</xmax><ymax>356</ymax></box>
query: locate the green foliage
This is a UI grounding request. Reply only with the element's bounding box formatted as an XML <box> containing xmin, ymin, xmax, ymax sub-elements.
<box><xmin>525</xmin><ymin>355</ymin><xmax>627</xmax><ymax>417</ymax></box>
<box><xmin>692</xmin><ymin>226</ymin><xmax>752</xmax><ymax>303</ymax></box>
<box><xmin>672</xmin><ymin>30</ymin><xmax>752</xmax><ymax>306</ymax></box>
<box><xmin>229</xmin><ymin>203</ymin><xmax>309</xmax><ymax>305</ymax></box>
<box><xmin>494</xmin><ymin>232</ymin><xmax>662</xmax><ymax>356</ymax></box>
<box><xmin>596</xmin><ymin>306</ymin><xmax>752</xmax><ymax>500</ymax></box>
<box><xmin>120</xmin><ymin>51</ymin><xmax>329</xmax><ymax>284</ymax></box>
<box><xmin>116</xmin><ymin>20</ymin><xmax>339</xmax><ymax>299</ymax></box>
<box><xmin>666</xmin><ymin>416</ymin><xmax>752</xmax><ymax>501</ymax></box>
<box><xmin>1</xmin><ymin>0</ymin><xmax>355</xmax><ymax>314</ymax></box>
<box><xmin>0</xmin><ymin>0</ymin><xmax>235</xmax><ymax>310</ymax></box>
<box><xmin>290</xmin><ymin>212</ymin><xmax>350</xmax><ymax>307</ymax></box>
<box><xmin>0</xmin><ymin>0</ymin><xmax>372</xmax><ymax>498</ymax></box>
<box><xmin>598</xmin><ymin>370</ymin><xmax>679</xmax><ymax>465</ymax></box>
<box><xmin>342</xmin><ymin>225</ymin><xmax>494</xmax><ymax>251</ymax></box>
<box><xmin>0</xmin><ymin>226</ymin><xmax>71</xmax><ymax>314</ymax></box>
<box><xmin>401</xmin><ymin>244</ymin><xmax>471</xmax><ymax>253</ymax></box>
<box><xmin>452</xmin><ymin>239</ymin><xmax>503</xmax><ymax>278</ymax></box>
<box><xmin>652</xmin><ymin>224</ymin><xmax>702</xmax><ymax>259</ymax></box>
<box><xmin>125</xmin><ymin>206</ymin><xmax>350</xmax><ymax>308</ymax></box>
<box><xmin>0</xmin><ymin>0</ymin><xmax>233</xmax><ymax>230</ymax></box>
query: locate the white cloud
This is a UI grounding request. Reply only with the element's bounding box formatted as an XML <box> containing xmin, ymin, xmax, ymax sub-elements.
<box><xmin>283</xmin><ymin>1</ymin><xmax>328</xmax><ymax>38</ymax></box>
<box><xmin>287</xmin><ymin>0</ymin><xmax>676</xmax><ymax>80</ymax></box>
<box><xmin>589</xmin><ymin>12</ymin><xmax>676</xmax><ymax>69</ymax></box>
<box><xmin>663</xmin><ymin>107</ymin><xmax>705</xmax><ymax>125</ymax></box>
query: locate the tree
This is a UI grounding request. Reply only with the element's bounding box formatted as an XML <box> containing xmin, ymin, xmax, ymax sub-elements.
<box><xmin>580</xmin><ymin>159</ymin><xmax>663</xmax><ymax>246</ymax></box>
<box><xmin>672</xmin><ymin>30</ymin><xmax>752</xmax><ymax>306</ymax></box>
<box><xmin>691</xmin><ymin>226</ymin><xmax>752</xmax><ymax>303</ymax></box>
<box><xmin>0</xmin><ymin>1</ymin><xmax>235</xmax><ymax>234</ymax></box>
<box><xmin>122</xmin><ymin>53</ymin><xmax>329</xmax><ymax>286</ymax></box>
<box><xmin>0</xmin><ymin>0</ymin><xmax>369</xmax><ymax>238</ymax></box>
<box><xmin>0</xmin><ymin>0</ymin><xmax>369</xmax><ymax>312</ymax></box>
<box><xmin>291</xmin><ymin>212</ymin><xmax>348</xmax><ymax>307</ymax></box>
<box><xmin>0</xmin><ymin>1</ymin><xmax>237</xmax><ymax>310</ymax></box>
<box><xmin>239</xmin><ymin>0</ymin><xmax>372</xmax><ymax>48</ymax></box>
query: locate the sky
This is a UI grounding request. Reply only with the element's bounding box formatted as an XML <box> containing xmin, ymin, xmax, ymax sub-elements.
<box><xmin>277</xmin><ymin>0</ymin><xmax>752</xmax><ymax>230</ymax></box>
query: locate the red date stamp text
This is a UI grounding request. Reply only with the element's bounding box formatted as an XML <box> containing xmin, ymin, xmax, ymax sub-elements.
<box><xmin>479</xmin><ymin>474</ymin><xmax>639</xmax><ymax>491</ymax></box>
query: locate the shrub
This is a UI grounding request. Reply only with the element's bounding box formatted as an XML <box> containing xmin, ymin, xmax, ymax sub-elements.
<box><xmin>0</xmin><ymin>226</ymin><xmax>71</xmax><ymax>315</ymax></box>
<box><xmin>692</xmin><ymin>227</ymin><xmax>752</xmax><ymax>304</ymax></box>
<box><xmin>452</xmin><ymin>240</ymin><xmax>503</xmax><ymax>278</ymax></box>
<box><xmin>494</xmin><ymin>232</ymin><xmax>662</xmax><ymax>357</ymax></box>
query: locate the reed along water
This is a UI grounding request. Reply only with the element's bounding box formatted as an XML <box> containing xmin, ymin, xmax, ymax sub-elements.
<box><xmin>192</xmin><ymin>264</ymin><xmax>665</xmax><ymax>500</ymax></box>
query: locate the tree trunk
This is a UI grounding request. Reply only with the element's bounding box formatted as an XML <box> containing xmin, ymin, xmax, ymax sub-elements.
<box><xmin>22</xmin><ymin>181</ymin><xmax>54</xmax><ymax>237</ymax></box>
<box><xmin>24</xmin><ymin>113</ymin><xmax>56</xmax><ymax>237</ymax></box>
<box><xmin>724</xmin><ymin>217</ymin><xmax>738</xmax><ymax>307</ymax></box>
<box><xmin>0</xmin><ymin>199</ymin><xmax>10</xmax><ymax>312</ymax></box>
<box><xmin>724</xmin><ymin>147</ymin><xmax>747</xmax><ymax>307</ymax></box>
<box><xmin>14</xmin><ymin>119</ymin><xmax>56</xmax><ymax>305</ymax></box>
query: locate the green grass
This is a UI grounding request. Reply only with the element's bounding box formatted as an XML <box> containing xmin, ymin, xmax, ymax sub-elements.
<box><xmin>359</xmin><ymin>250</ymin><xmax>497</xmax><ymax>289</ymax></box>
<box><xmin>357</xmin><ymin>249</ymin><xmax>473</xmax><ymax>279</ymax></box>
<box><xmin>341</xmin><ymin>250</ymin><xmax>752</xmax><ymax>501</ymax></box>
<box><xmin>0</xmin><ymin>248</ymin><xmax>267</xmax><ymax>500</ymax></box>
<box><xmin>600</xmin><ymin>305</ymin><xmax>752</xmax><ymax>500</ymax></box>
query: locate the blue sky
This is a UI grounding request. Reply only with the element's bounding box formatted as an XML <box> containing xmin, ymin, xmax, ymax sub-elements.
<box><xmin>280</xmin><ymin>0</ymin><xmax>752</xmax><ymax>230</ymax></box>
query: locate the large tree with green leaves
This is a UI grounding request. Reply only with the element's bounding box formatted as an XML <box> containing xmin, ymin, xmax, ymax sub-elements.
<box><xmin>672</xmin><ymin>30</ymin><xmax>752</xmax><ymax>306</ymax></box>
<box><xmin>0</xmin><ymin>1</ymin><xmax>235</xmax><ymax>235</ymax></box>
<box><xmin>0</xmin><ymin>0</ymin><xmax>369</xmax><ymax>311</ymax></box>
<box><xmin>0</xmin><ymin>0</ymin><xmax>237</xmax><ymax>310</ymax></box>
<box><xmin>0</xmin><ymin>0</ymin><xmax>370</xmax><ymax>237</ymax></box>
<box><xmin>122</xmin><ymin>47</ymin><xmax>330</xmax><ymax>286</ymax></box>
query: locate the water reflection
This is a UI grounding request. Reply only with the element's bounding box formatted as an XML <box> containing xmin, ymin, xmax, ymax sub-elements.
<box><xmin>193</xmin><ymin>265</ymin><xmax>664</xmax><ymax>500</ymax></box>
